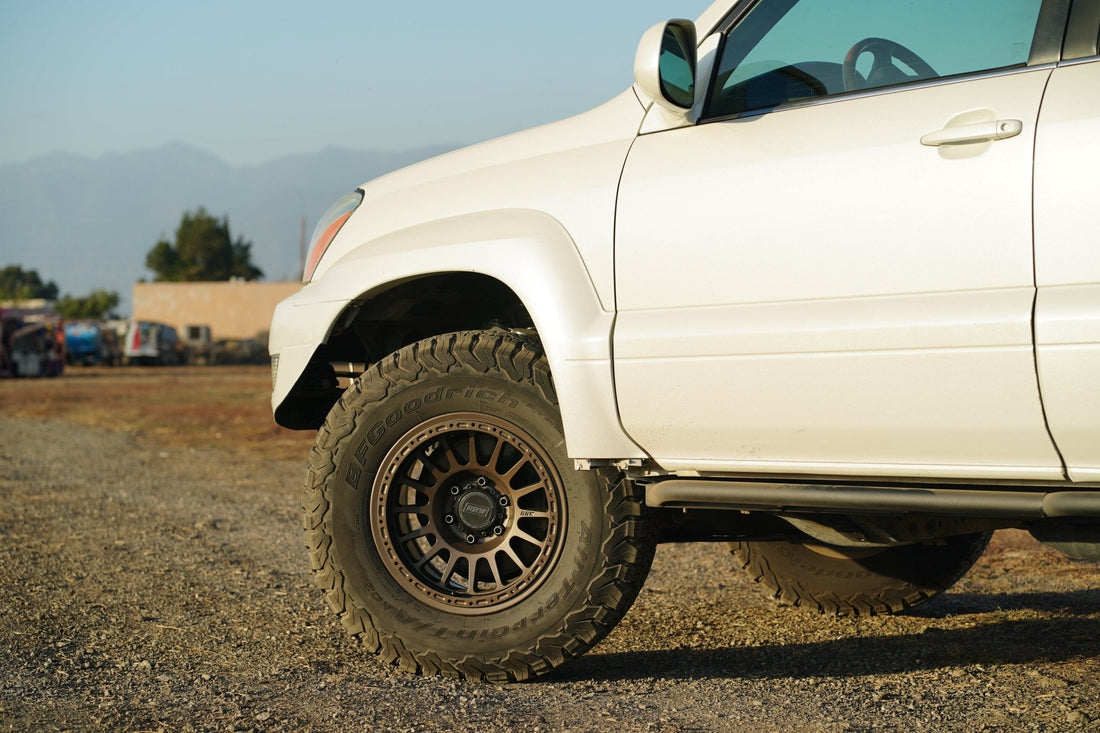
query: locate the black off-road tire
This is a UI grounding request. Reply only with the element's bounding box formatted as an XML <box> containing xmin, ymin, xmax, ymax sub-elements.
<box><xmin>302</xmin><ymin>330</ymin><xmax>655</xmax><ymax>682</ymax></box>
<box><xmin>731</xmin><ymin>531</ymin><xmax>992</xmax><ymax>616</ymax></box>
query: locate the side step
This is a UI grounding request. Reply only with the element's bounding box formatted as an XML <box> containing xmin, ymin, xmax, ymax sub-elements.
<box><xmin>645</xmin><ymin>479</ymin><xmax>1100</xmax><ymax>519</ymax></box>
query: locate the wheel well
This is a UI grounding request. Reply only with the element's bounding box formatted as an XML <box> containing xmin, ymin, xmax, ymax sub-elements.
<box><xmin>328</xmin><ymin>273</ymin><xmax>532</xmax><ymax>364</ymax></box>
<box><xmin>277</xmin><ymin>273</ymin><xmax>534</xmax><ymax>429</ymax></box>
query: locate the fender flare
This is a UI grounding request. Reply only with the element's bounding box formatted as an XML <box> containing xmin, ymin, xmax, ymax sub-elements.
<box><xmin>276</xmin><ymin>208</ymin><xmax>644</xmax><ymax>460</ymax></box>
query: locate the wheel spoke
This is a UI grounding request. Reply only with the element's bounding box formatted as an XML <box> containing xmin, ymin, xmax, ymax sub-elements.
<box><xmin>499</xmin><ymin>454</ymin><xmax>530</xmax><ymax>483</ymax></box>
<box><xmin>419</xmin><ymin>444</ymin><xmax>451</xmax><ymax>475</ymax></box>
<box><xmin>412</xmin><ymin>544</ymin><xmax>445</xmax><ymax>572</ymax></box>
<box><xmin>510</xmin><ymin>527</ymin><xmax>546</xmax><ymax>548</ymax></box>
<box><xmin>437</xmin><ymin>554</ymin><xmax>461</xmax><ymax>587</ymax></box>
<box><xmin>397</xmin><ymin>525</ymin><xmax>433</xmax><ymax>544</ymax></box>
<box><xmin>437</xmin><ymin>433</ymin><xmax>471</xmax><ymax>472</ymax></box>
<box><xmin>511</xmin><ymin>479</ymin><xmax>549</xmax><ymax>500</ymax></box>
<box><xmin>433</xmin><ymin>440</ymin><xmax>458</xmax><ymax>474</ymax></box>
<box><xmin>502</xmin><ymin>543</ymin><xmax>531</xmax><ymax>573</ymax></box>
<box><xmin>469</xmin><ymin>556</ymin><xmax>500</xmax><ymax>591</ymax></box>
<box><xmin>398</xmin><ymin>474</ymin><xmax>436</xmax><ymax>496</ymax></box>
<box><xmin>485</xmin><ymin>435</ymin><xmax>507</xmax><ymax>472</ymax></box>
<box><xmin>486</xmin><ymin>554</ymin><xmax>505</xmax><ymax>588</ymax></box>
<box><xmin>464</xmin><ymin>433</ymin><xmax>478</xmax><ymax>469</ymax></box>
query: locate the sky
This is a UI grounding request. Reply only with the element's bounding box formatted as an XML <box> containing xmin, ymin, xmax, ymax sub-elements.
<box><xmin>0</xmin><ymin>0</ymin><xmax>715</xmax><ymax>167</ymax></box>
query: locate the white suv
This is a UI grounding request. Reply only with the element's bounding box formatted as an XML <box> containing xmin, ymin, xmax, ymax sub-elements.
<box><xmin>270</xmin><ymin>0</ymin><xmax>1100</xmax><ymax>681</ymax></box>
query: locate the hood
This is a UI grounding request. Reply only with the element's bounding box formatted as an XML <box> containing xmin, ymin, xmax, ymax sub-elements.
<box><xmin>310</xmin><ymin>89</ymin><xmax>647</xmax><ymax>298</ymax></box>
<box><xmin>358</xmin><ymin>89</ymin><xmax>645</xmax><ymax>203</ymax></box>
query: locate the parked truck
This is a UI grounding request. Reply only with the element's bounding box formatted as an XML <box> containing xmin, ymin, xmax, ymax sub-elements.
<box><xmin>268</xmin><ymin>0</ymin><xmax>1100</xmax><ymax>681</ymax></box>
<box><xmin>1</xmin><ymin>309</ymin><xmax>64</xmax><ymax>378</ymax></box>
<box><xmin>122</xmin><ymin>320</ymin><xmax>181</xmax><ymax>366</ymax></box>
<box><xmin>63</xmin><ymin>321</ymin><xmax>120</xmax><ymax>366</ymax></box>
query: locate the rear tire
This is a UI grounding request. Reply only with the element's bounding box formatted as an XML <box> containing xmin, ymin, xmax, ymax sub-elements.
<box><xmin>731</xmin><ymin>531</ymin><xmax>991</xmax><ymax>616</ymax></box>
<box><xmin>303</xmin><ymin>330</ymin><xmax>655</xmax><ymax>681</ymax></box>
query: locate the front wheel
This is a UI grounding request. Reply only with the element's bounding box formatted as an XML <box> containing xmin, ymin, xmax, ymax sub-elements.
<box><xmin>731</xmin><ymin>531</ymin><xmax>991</xmax><ymax>616</ymax></box>
<box><xmin>303</xmin><ymin>331</ymin><xmax>655</xmax><ymax>681</ymax></box>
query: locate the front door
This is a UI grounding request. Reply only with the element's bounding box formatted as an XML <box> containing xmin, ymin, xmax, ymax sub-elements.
<box><xmin>614</xmin><ymin>0</ymin><xmax>1066</xmax><ymax>480</ymax></box>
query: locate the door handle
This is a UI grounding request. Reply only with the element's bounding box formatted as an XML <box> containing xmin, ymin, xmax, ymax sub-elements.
<box><xmin>920</xmin><ymin>119</ymin><xmax>1023</xmax><ymax>147</ymax></box>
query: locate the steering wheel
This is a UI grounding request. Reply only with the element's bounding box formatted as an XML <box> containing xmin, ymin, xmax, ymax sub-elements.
<box><xmin>842</xmin><ymin>37</ymin><xmax>937</xmax><ymax>91</ymax></box>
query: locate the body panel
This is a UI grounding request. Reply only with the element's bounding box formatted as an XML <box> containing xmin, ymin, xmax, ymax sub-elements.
<box><xmin>614</xmin><ymin>69</ymin><xmax>1063</xmax><ymax>480</ymax></box>
<box><xmin>1034</xmin><ymin>57</ymin><xmax>1100</xmax><ymax>481</ymax></box>
<box><xmin>310</xmin><ymin>90</ymin><xmax>645</xmax><ymax>311</ymax></box>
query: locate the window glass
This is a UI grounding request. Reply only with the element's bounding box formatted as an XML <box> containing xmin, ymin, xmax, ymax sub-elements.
<box><xmin>708</xmin><ymin>0</ymin><xmax>1044</xmax><ymax>117</ymax></box>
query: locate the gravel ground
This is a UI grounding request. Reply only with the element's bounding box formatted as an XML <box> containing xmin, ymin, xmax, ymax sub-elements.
<box><xmin>1</xmin><ymin>414</ymin><xmax>1098</xmax><ymax>732</ymax></box>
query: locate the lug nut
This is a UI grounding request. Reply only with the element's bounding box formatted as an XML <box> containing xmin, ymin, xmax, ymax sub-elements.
<box><xmin>450</xmin><ymin>486</ymin><xmax>461</xmax><ymax>495</ymax></box>
<box><xmin>444</xmin><ymin>514</ymin><xmax>455</xmax><ymax>524</ymax></box>
<box><xmin>492</xmin><ymin>526</ymin><xmax>504</xmax><ymax>536</ymax></box>
<box><xmin>465</xmin><ymin>534</ymin><xmax>477</xmax><ymax>545</ymax></box>
<box><xmin>476</xmin><ymin>477</ymin><xmax>488</xmax><ymax>487</ymax></box>
<box><xmin>498</xmin><ymin>496</ymin><xmax>509</xmax><ymax>506</ymax></box>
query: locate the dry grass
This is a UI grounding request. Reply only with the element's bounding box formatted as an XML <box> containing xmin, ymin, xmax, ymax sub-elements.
<box><xmin>0</xmin><ymin>365</ymin><xmax>316</xmax><ymax>462</ymax></box>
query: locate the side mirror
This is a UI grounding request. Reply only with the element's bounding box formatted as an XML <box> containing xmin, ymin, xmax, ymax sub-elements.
<box><xmin>634</xmin><ymin>19</ymin><xmax>698</xmax><ymax>111</ymax></box>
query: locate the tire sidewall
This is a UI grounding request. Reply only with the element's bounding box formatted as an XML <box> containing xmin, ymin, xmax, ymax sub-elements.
<box><xmin>327</xmin><ymin>366</ymin><xmax>607</xmax><ymax>659</ymax></box>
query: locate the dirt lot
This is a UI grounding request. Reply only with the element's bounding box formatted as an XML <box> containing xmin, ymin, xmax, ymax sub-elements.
<box><xmin>1</xmin><ymin>366</ymin><xmax>1098</xmax><ymax>732</ymax></box>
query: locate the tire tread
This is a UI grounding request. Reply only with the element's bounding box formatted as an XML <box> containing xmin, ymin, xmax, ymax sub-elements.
<box><xmin>731</xmin><ymin>532</ymin><xmax>991</xmax><ymax>617</ymax></box>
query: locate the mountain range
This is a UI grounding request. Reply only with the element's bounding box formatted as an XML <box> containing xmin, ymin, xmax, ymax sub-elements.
<box><xmin>0</xmin><ymin>143</ymin><xmax>458</xmax><ymax>313</ymax></box>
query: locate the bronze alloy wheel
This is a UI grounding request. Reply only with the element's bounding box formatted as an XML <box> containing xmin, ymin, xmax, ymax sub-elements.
<box><xmin>304</xmin><ymin>330</ymin><xmax>655</xmax><ymax>681</ymax></box>
<box><xmin>370</xmin><ymin>412</ymin><xmax>566</xmax><ymax>615</ymax></box>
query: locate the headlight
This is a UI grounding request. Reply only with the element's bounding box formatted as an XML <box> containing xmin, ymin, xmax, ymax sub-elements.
<box><xmin>303</xmin><ymin>189</ymin><xmax>364</xmax><ymax>282</ymax></box>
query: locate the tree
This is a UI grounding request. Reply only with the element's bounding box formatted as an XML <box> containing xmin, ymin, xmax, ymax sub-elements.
<box><xmin>55</xmin><ymin>289</ymin><xmax>120</xmax><ymax>320</ymax></box>
<box><xmin>0</xmin><ymin>265</ymin><xmax>59</xmax><ymax>301</ymax></box>
<box><xmin>145</xmin><ymin>208</ymin><xmax>263</xmax><ymax>282</ymax></box>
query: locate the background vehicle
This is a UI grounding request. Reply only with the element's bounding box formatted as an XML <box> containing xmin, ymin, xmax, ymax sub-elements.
<box><xmin>64</xmin><ymin>321</ymin><xmax>120</xmax><ymax>366</ymax></box>
<box><xmin>180</xmin><ymin>324</ymin><xmax>268</xmax><ymax>366</ymax></box>
<box><xmin>269</xmin><ymin>0</ymin><xmax>1100</xmax><ymax>681</ymax></box>
<box><xmin>123</xmin><ymin>320</ymin><xmax>181</xmax><ymax>366</ymax></box>
<box><xmin>181</xmin><ymin>324</ymin><xmax>213</xmax><ymax>365</ymax></box>
<box><xmin>1</xmin><ymin>309</ymin><xmax>64</xmax><ymax>378</ymax></box>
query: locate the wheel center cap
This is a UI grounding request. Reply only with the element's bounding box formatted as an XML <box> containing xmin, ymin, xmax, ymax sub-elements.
<box><xmin>455</xmin><ymin>491</ymin><xmax>497</xmax><ymax>531</ymax></box>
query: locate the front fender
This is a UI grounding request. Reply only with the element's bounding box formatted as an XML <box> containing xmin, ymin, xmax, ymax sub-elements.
<box><xmin>270</xmin><ymin>208</ymin><xmax>644</xmax><ymax>460</ymax></box>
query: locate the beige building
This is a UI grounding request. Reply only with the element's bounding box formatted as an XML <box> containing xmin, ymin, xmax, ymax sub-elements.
<box><xmin>132</xmin><ymin>281</ymin><xmax>302</xmax><ymax>341</ymax></box>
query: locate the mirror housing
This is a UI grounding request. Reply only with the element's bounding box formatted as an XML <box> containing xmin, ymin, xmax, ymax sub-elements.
<box><xmin>634</xmin><ymin>19</ymin><xmax>698</xmax><ymax>111</ymax></box>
